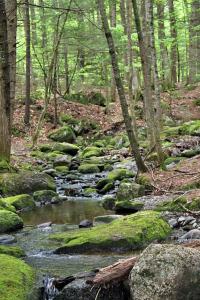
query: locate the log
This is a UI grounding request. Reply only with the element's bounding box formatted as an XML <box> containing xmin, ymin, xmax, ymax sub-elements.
<box><xmin>87</xmin><ymin>256</ymin><xmax>138</xmax><ymax>286</ymax></box>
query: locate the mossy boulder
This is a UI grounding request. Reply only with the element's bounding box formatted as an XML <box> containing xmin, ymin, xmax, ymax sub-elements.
<box><xmin>0</xmin><ymin>210</ymin><xmax>23</xmax><ymax>233</ymax></box>
<box><xmin>0</xmin><ymin>171</ymin><xmax>56</xmax><ymax>196</ymax></box>
<box><xmin>179</xmin><ymin>120</ymin><xmax>200</xmax><ymax>136</ymax></box>
<box><xmin>102</xmin><ymin>196</ymin><xmax>116</xmax><ymax>210</ymax></box>
<box><xmin>83</xmin><ymin>187</ymin><xmax>97</xmax><ymax>196</ymax></box>
<box><xmin>107</xmin><ymin>168</ymin><xmax>134</xmax><ymax>181</ymax></box>
<box><xmin>163</xmin><ymin>126</ymin><xmax>180</xmax><ymax>138</ymax></box>
<box><xmin>82</xmin><ymin>147</ymin><xmax>103</xmax><ymax>159</ymax></box>
<box><xmin>55</xmin><ymin>166</ymin><xmax>69</xmax><ymax>174</ymax></box>
<box><xmin>0</xmin><ymin>254</ymin><xmax>35</xmax><ymax>300</ymax></box>
<box><xmin>53</xmin><ymin>143</ymin><xmax>79</xmax><ymax>155</ymax></box>
<box><xmin>117</xmin><ymin>182</ymin><xmax>145</xmax><ymax>201</ymax></box>
<box><xmin>0</xmin><ymin>199</ymin><xmax>16</xmax><ymax>213</ymax></box>
<box><xmin>162</xmin><ymin>156</ymin><xmax>185</xmax><ymax>169</ymax></box>
<box><xmin>48</xmin><ymin>126</ymin><xmax>76</xmax><ymax>143</ymax></box>
<box><xmin>137</xmin><ymin>173</ymin><xmax>153</xmax><ymax>191</ymax></box>
<box><xmin>33</xmin><ymin>190</ymin><xmax>58</xmax><ymax>203</ymax></box>
<box><xmin>2</xmin><ymin>194</ymin><xmax>35</xmax><ymax>211</ymax></box>
<box><xmin>78</xmin><ymin>164</ymin><xmax>100</xmax><ymax>174</ymax></box>
<box><xmin>0</xmin><ymin>159</ymin><xmax>10</xmax><ymax>173</ymax></box>
<box><xmin>99</xmin><ymin>182</ymin><xmax>114</xmax><ymax>194</ymax></box>
<box><xmin>0</xmin><ymin>246</ymin><xmax>25</xmax><ymax>258</ymax></box>
<box><xmin>52</xmin><ymin>211</ymin><xmax>171</xmax><ymax>254</ymax></box>
<box><xmin>115</xmin><ymin>200</ymin><xmax>144</xmax><ymax>213</ymax></box>
<box><xmin>53</xmin><ymin>155</ymin><xmax>71</xmax><ymax>167</ymax></box>
<box><xmin>180</xmin><ymin>148</ymin><xmax>200</xmax><ymax>158</ymax></box>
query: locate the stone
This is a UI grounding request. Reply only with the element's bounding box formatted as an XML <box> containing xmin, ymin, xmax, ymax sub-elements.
<box><xmin>0</xmin><ymin>235</ymin><xmax>16</xmax><ymax>245</ymax></box>
<box><xmin>81</xmin><ymin>146</ymin><xmax>103</xmax><ymax>159</ymax></box>
<box><xmin>52</xmin><ymin>211</ymin><xmax>171</xmax><ymax>254</ymax></box>
<box><xmin>1</xmin><ymin>194</ymin><xmax>35</xmax><ymax>211</ymax></box>
<box><xmin>33</xmin><ymin>190</ymin><xmax>59</xmax><ymax>204</ymax></box>
<box><xmin>94</xmin><ymin>215</ymin><xmax>123</xmax><ymax>224</ymax></box>
<box><xmin>117</xmin><ymin>182</ymin><xmax>145</xmax><ymax>201</ymax></box>
<box><xmin>130</xmin><ymin>244</ymin><xmax>200</xmax><ymax>300</ymax></box>
<box><xmin>107</xmin><ymin>169</ymin><xmax>134</xmax><ymax>181</ymax></box>
<box><xmin>79</xmin><ymin>220</ymin><xmax>93</xmax><ymax>228</ymax></box>
<box><xmin>48</xmin><ymin>126</ymin><xmax>76</xmax><ymax>143</ymax></box>
<box><xmin>168</xmin><ymin>218</ymin><xmax>178</xmax><ymax>228</ymax></box>
<box><xmin>78</xmin><ymin>164</ymin><xmax>100</xmax><ymax>174</ymax></box>
<box><xmin>0</xmin><ymin>245</ymin><xmax>25</xmax><ymax>258</ymax></box>
<box><xmin>102</xmin><ymin>196</ymin><xmax>116</xmax><ymax>210</ymax></box>
<box><xmin>115</xmin><ymin>200</ymin><xmax>144</xmax><ymax>213</ymax></box>
<box><xmin>52</xmin><ymin>143</ymin><xmax>79</xmax><ymax>155</ymax></box>
<box><xmin>53</xmin><ymin>155</ymin><xmax>71</xmax><ymax>167</ymax></box>
<box><xmin>0</xmin><ymin>210</ymin><xmax>23</xmax><ymax>233</ymax></box>
<box><xmin>0</xmin><ymin>171</ymin><xmax>56</xmax><ymax>196</ymax></box>
<box><xmin>180</xmin><ymin>229</ymin><xmax>200</xmax><ymax>240</ymax></box>
<box><xmin>37</xmin><ymin>222</ymin><xmax>52</xmax><ymax>228</ymax></box>
<box><xmin>43</xmin><ymin>169</ymin><xmax>57</xmax><ymax>177</ymax></box>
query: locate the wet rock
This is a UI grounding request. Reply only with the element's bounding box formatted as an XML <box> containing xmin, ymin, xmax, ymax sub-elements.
<box><xmin>1</xmin><ymin>194</ymin><xmax>36</xmax><ymax>211</ymax></box>
<box><xmin>168</xmin><ymin>218</ymin><xmax>178</xmax><ymax>228</ymax></box>
<box><xmin>0</xmin><ymin>210</ymin><xmax>23</xmax><ymax>233</ymax></box>
<box><xmin>33</xmin><ymin>190</ymin><xmax>59</xmax><ymax>204</ymax></box>
<box><xmin>48</xmin><ymin>126</ymin><xmax>76</xmax><ymax>143</ymax></box>
<box><xmin>43</xmin><ymin>168</ymin><xmax>57</xmax><ymax>177</ymax></box>
<box><xmin>0</xmin><ymin>234</ymin><xmax>16</xmax><ymax>244</ymax></box>
<box><xmin>117</xmin><ymin>182</ymin><xmax>145</xmax><ymax>201</ymax></box>
<box><xmin>53</xmin><ymin>155</ymin><xmax>71</xmax><ymax>167</ymax></box>
<box><xmin>115</xmin><ymin>200</ymin><xmax>144</xmax><ymax>214</ymax></box>
<box><xmin>79</xmin><ymin>220</ymin><xmax>93</xmax><ymax>228</ymax></box>
<box><xmin>37</xmin><ymin>222</ymin><xmax>52</xmax><ymax>228</ymax></box>
<box><xmin>180</xmin><ymin>229</ymin><xmax>200</xmax><ymax>240</ymax></box>
<box><xmin>94</xmin><ymin>215</ymin><xmax>123</xmax><ymax>224</ymax></box>
<box><xmin>78</xmin><ymin>164</ymin><xmax>100</xmax><ymax>174</ymax></box>
<box><xmin>130</xmin><ymin>244</ymin><xmax>200</xmax><ymax>300</ymax></box>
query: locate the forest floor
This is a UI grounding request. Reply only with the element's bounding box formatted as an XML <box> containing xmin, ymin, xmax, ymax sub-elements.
<box><xmin>11</xmin><ymin>84</ymin><xmax>200</xmax><ymax>193</ymax></box>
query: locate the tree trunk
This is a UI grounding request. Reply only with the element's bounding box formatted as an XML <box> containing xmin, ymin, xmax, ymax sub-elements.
<box><xmin>98</xmin><ymin>0</ymin><xmax>147</xmax><ymax>172</ymax></box>
<box><xmin>5</xmin><ymin>0</ymin><xmax>17</xmax><ymax>121</ymax></box>
<box><xmin>0</xmin><ymin>0</ymin><xmax>11</xmax><ymax>161</ymax></box>
<box><xmin>109</xmin><ymin>0</ymin><xmax>117</xmax><ymax>102</ymax></box>
<box><xmin>24</xmin><ymin>0</ymin><xmax>31</xmax><ymax>126</ymax></box>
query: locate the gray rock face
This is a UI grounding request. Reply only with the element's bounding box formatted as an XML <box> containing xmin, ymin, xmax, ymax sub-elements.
<box><xmin>79</xmin><ymin>220</ymin><xmax>93</xmax><ymax>228</ymax></box>
<box><xmin>130</xmin><ymin>244</ymin><xmax>200</xmax><ymax>300</ymax></box>
<box><xmin>180</xmin><ymin>229</ymin><xmax>200</xmax><ymax>240</ymax></box>
<box><xmin>0</xmin><ymin>234</ymin><xmax>16</xmax><ymax>244</ymax></box>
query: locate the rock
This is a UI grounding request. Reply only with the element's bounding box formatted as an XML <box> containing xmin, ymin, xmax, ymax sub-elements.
<box><xmin>55</xmin><ymin>278</ymin><xmax>127</xmax><ymax>300</ymax></box>
<box><xmin>180</xmin><ymin>229</ymin><xmax>200</xmax><ymax>240</ymax></box>
<box><xmin>0</xmin><ymin>245</ymin><xmax>25</xmax><ymax>258</ymax></box>
<box><xmin>94</xmin><ymin>215</ymin><xmax>123</xmax><ymax>224</ymax></box>
<box><xmin>42</xmin><ymin>169</ymin><xmax>57</xmax><ymax>177</ymax></box>
<box><xmin>52</xmin><ymin>211</ymin><xmax>171</xmax><ymax>254</ymax></box>
<box><xmin>0</xmin><ymin>210</ymin><xmax>23</xmax><ymax>233</ymax></box>
<box><xmin>179</xmin><ymin>120</ymin><xmax>200</xmax><ymax>136</ymax></box>
<box><xmin>48</xmin><ymin>126</ymin><xmax>76</xmax><ymax>143</ymax></box>
<box><xmin>0</xmin><ymin>235</ymin><xmax>16</xmax><ymax>245</ymax></box>
<box><xmin>37</xmin><ymin>222</ymin><xmax>52</xmax><ymax>228</ymax></box>
<box><xmin>0</xmin><ymin>171</ymin><xmax>56</xmax><ymax>196</ymax></box>
<box><xmin>98</xmin><ymin>182</ymin><xmax>114</xmax><ymax>194</ymax></box>
<box><xmin>33</xmin><ymin>190</ymin><xmax>59</xmax><ymax>204</ymax></box>
<box><xmin>137</xmin><ymin>173</ymin><xmax>153</xmax><ymax>192</ymax></box>
<box><xmin>81</xmin><ymin>146</ymin><xmax>103</xmax><ymax>159</ymax></box>
<box><xmin>1</xmin><ymin>194</ymin><xmax>35</xmax><ymax>211</ymax></box>
<box><xmin>168</xmin><ymin>218</ymin><xmax>178</xmax><ymax>228</ymax></box>
<box><xmin>107</xmin><ymin>169</ymin><xmax>134</xmax><ymax>181</ymax></box>
<box><xmin>78</xmin><ymin>164</ymin><xmax>100</xmax><ymax>174</ymax></box>
<box><xmin>130</xmin><ymin>244</ymin><xmax>200</xmax><ymax>300</ymax></box>
<box><xmin>102</xmin><ymin>196</ymin><xmax>116</xmax><ymax>210</ymax></box>
<box><xmin>96</xmin><ymin>178</ymin><xmax>111</xmax><ymax>190</ymax></box>
<box><xmin>117</xmin><ymin>182</ymin><xmax>145</xmax><ymax>201</ymax></box>
<box><xmin>115</xmin><ymin>200</ymin><xmax>144</xmax><ymax>213</ymax></box>
<box><xmin>53</xmin><ymin>143</ymin><xmax>79</xmax><ymax>156</ymax></box>
<box><xmin>0</xmin><ymin>199</ymin><xmax>16</xmax><ymax>212</ymax></box>
<box><xmin>55</xmin><ymin>166</ymin><xmax>69</xmax><ymax>174</ymax></box>
<box><xmin>53</xmin><ymin>155</ymin><xmax>71</xmax><ymax>167</ymax></box>
<box><xmin>0</xmin><ymin>159</ymin><xmax>10</xmax><ymax>173</ymax></box>
<box><xmin>79</xmin><ymin>220</ymin><xmax>93</xmax><ymax>228</ymax></box>
<box><xmin>0</xmin><ymin>254</ymin><xmax>35</xmax><ymax>300</ymax></box>
<box><xmin>83</xmin><ymin>188</ymin><xmax>96</xmax><ymax>196</ymax></box>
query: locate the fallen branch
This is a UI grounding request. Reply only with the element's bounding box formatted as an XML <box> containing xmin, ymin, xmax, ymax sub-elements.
<box><xmin>87</xmin><ymin>256</ymin><xmax>138</xmax><ymax>286</ymax></box>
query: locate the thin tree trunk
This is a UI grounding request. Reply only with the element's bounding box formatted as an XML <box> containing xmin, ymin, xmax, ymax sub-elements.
<box><xmin>98</xmin><ymin>0</ymin><xmax>147</xmax><ymax>172</ymax></box>
<box><xmin>109</xmin><ymin>0</ymin><xmax>117</xmax><ymax>101</ymax></box>
<box><xmin>24</xmin><ymin>0</ymin><xmax>31</xmax><ymax>126</ymax></box>
<box><xmin>0</xmin><ymin>0</ymin><xmax>11</xmax><ymax>161</ymax></box>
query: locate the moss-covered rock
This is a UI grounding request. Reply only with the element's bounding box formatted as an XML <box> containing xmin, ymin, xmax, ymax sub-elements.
<box><xmin>117</xmin><ymin>182</ymin><xmax>145</xmax><ymax>201</ymax></box>
<box><xmin>33</xmin><ymin>190</ymin><xmax>58</xmax><ymax>203</ymax></box>
<box><xmin>96</xmin><ymin>178</ymin><xmax>111</xmax><ymax>190</ymax></box>
<box><xmin>48</xmin><ymin>126</ymin><xmax>76</xmax><ymax>143</ymax></box>
<box><xmin>156</xmin><ymin>196</ymin><xmax>200</xmax><ymax>212</ymax></box>
<box><xmin>137</xmin><ymin>173</ymin><xmax>153</xmax><ymax>191</ymax></box>
<box><xmin>99</xmin><ymin>182</ymin><xmax>114</xmax><ymax>194</ymax></box>
<box><xmin>102</xmin><ymin>196</ymin><xmax>116</xmax><ymax>210</ymax></box>
<box><xmin>53</xmin><ymin>143</ymin><xmax>79</xmax><ymax>155</ymax></box>
<box><xmin>162</xmin><ymin>126</ymin><xmax>180</xmax><ymax>138</ymax></box>
<box><xmin>52</xmin><ymin>211</ymin><xmax>171</xmax><ymax>254</ymax></box>
<box><xmin>0</xmin><ymin>210</ymin><xmax>23</xmax><ymax>233</ymax></box>
<box><xmin>0</xmin><ymin>254</ymin><xmax>35</xmax><ymax>300</ymax></box>
<box><xmin>162</xmin><ymin>156</ymin><xmax>185</xmax><ymax>169</ymax></box>
<box><xmin>78</xmin><ymin>164</ymin><xmax>100</xmax><ymax>174</ymax></box>
<box><xmin>83</xmin><ymin>187</ymin><xmax>97</xmax><ymax>196</ymax></box>
<box><xmin>180</xmin><ymin>148</ymin><xmax>200</xmax><ymax>158</ymax></box>
<box><xmin>0</xmin><ymin>246</ymin><xmax>25</xmax><ymax>258</ymax></box>
<box><xmin>1</xmin><ymin>194</ymin><xmax>35</xmax><ymax>211</ymax></box>
<box><xmin>179</xmin><ymin>120</ymin><xmax>200</xmax><ymax>136</ymax></box>
<box><xmin>55</xmin><ymin>166</ymin><xmax>69</xmax><ymax>174</ymax></box>
<box><xmin>0</xmin><ymin>159</ymin><xmax>10</xmax><ymax>173</ymax></box>
<box><xmin>0</xmin><ymin>171</ymin><xmax>56</xmax><ymax>196</ymax></box>
<box><xmin>0</xmin><ymin>199</ymin><xmax>16</xmax><ymax>213</ymax></box>
<box><xmin>82</xmin><ymin>147</ymin><xmax>103</xmax><ymax>158</ymax></box>
<box><xmin>107</xmin><ymin>168</ymin><xmax>134</xmax><ymax>181</ymax></box>
<box><xmin>115</xmin><ymin>200</ymin><xmax>144</xmax><ymax>213</ymax></box>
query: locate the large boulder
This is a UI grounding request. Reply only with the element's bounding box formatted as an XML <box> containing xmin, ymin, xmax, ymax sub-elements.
<box><xmin>0</xmin><ymin>171</ymin><xmax>56</xmax><ymax>196</ymax></box>
<box><xmin>33</xmin><ymin>190</ymin><xmax>59</xmax><ymax>204</ymax></box>
<box><xmin>48</xmin><ymin>126</ymin><xmax>76</xmax><ymax>143</ymax></box>
<box><xmin>52</xmin><ymin>211</ymin><xmax>171</xmax><ymax>254</ymax></box>
<box><xmin>0</xmin><ymin>210</ymin><xmax>23</xmax><ymax>233</ymax></box>
<box><xmin>78</xmin><ymin>163</ymin><xmax>100</xmax><ymax>174</ymax></box>
<box><xmin>0</xmin><ymin>245</ymin><xmax>25</xmax><ymax>258</ymax></box>
<box><xmin>81</xmin><ymin>146</ymin><xmax>103</xmax><ymax>159</ymax></box>
<box><xmin>130</xmin><ymin>244</ymin><xmax>200</xmax><ymax>300</ymax></box>
<box><xmin>107</xmin><ymin>169</ymin><xmax>135</xmax><ymax>181</ymax></box>
<box><xmin>117</xmin><ymin>182</ymin><xmax>145</xmax><ymax>201</ymax></box>
<box><xmin>1</xmin><ymin>194</ymin><xmax>36</xmax><ymax>211</ymax></box>
<box><xmin>40</xmin><ymin>142</ymin><xmax>79</xmax><ymax>156</ymax></box>
<box><xmin>0</xmin><ymin>254</ymin><xmax>35</xmax><ymax>300</ymax></box>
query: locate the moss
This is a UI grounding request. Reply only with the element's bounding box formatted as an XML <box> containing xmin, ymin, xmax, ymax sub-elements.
<box><xmin>0</xmin><ymin>210</ymin><xmax>23</xmax><ymax>233</ymax></box>
<box><xmin>193</xmin><ymin>98</ymin><xmax>200</xmax><ymax>106</ymax></box>
<box><xmin>48</xmin><ymin>126</ymin><xmax>76</xmax><ymax>143</ymax></box>
<box><xmin>102</xmin><ymin>196</ymin><xmax>116</xmax><ymax>210</ymax></box>
<box><xmin>0</xmin><ymin>246</ymin><xmax>25</xmax><ymax>258</ymax></box>
<box><xmin>137</xmin><ymin>173</ymin><xmax>153</xmax><ymax>191</ymax></box>
<box><xmin>83</xmin><ymin>187</ymin><xmax>97</xmax><ymax>196</ymax></box>
<box><xmin>55</xmin><ymin>166</ymin><xmax>69</xmax><ymax>174</ymax></box>
<box><xmin>78</xmin><ymin>164</ymin><xmax>100</xmax><ymax>174</ymax></box>
<box><xmin>81</xmin><ymin>146</ymin><xmax>103</xmax><ymax>158</ymax></box>
<box><xmin>51</xmin><ymin>211</ymin><xmax>171</xmax><ymax>253</ymax></box>
<box><xmin>162</xmin><ymin>157</ymin><xmax>185</xmax><ymax>170</ymax></box>
<box><xmin>181</xmin><ymin>148</ymin><xmax>200</xmax><ymax>158</ymax></box>
<box><xmin>115</xmin><ymin>200</ymin><xmax>144</xmax><ymax>213</ymax></box>
<box><xmin>0</xmin><ymin>159</ymin><xmax>10</xmax><ymax>173</ymax></box>
<box><xmin>0</xmin><ymin>199</ymin><xmax>16</xmax><ymax>213</ymax></box>
<box><xmin>0</xmin><ymin>254</ymin><xmax>35</xmax><ymax>300</ymax></box>
<box><xmin>156</xmin><ymin>197</ymin><xmax>188</xmax><ymax>212</ymax></box>
<box><xmin>162</xmin><ymin>126</ymin><xmax>181</xmax><ymax>138</ymax></box>
<box><xmin>117</xmin><ymin>182</ymin><xmax>145</xmax><ymax>201</ymax></box>
<box><xmin>53</xmin><ymin>143</ymin><xmax>79</xmax><ymax>155</ymax></box>
<box><xmin>99</xmin><ymin>182</ymin><xmax>114</xmax><ymax>194</ymax></box>
<box><xmin>94</xmin><ymin>140</ymin><xmax>106</xmax><ymax>148</ymax></box>
<box><xmin>2</xmin><ymin>194</ymin><xmax>35</xmax><ymax>211</ymax></box>
<box><xmin>33</xmin><ymin>190</ymin><xmax>58</xmax><ymax>203</ymax></box>
<box><xmin>179</xmin><ymin>120</ymin><xmax>200</xmax><ymax>136</ymax></box>
<box><xmin>60</xmin><ymin>114</ymin><xmax>79</xmax><ymax>125</ymax></box>
<box><xmin>45</xmin><ymin>151</ymin><xmax>63</xmax><ymax>161</ymax></box>
<box><xmin>30</xmin><ymin>150</ymin><xmax>44</xmax><ymax>159</ymax></box>
<box><xmin>0</xmin><ymin>172</ymin><xmax>56</xmax><ymax>196</ymax></box>
<box><xmin>107</xmin><ymin>168</ymin><xmax>134</xmax><ymax>181</ymax></box>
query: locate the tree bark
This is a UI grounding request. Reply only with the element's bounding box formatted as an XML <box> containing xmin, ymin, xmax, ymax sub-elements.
<box><xmin>24</xmin><ymin>0</ymin><xmax>31</xmax><ymax>126</ymax></box>
<box><xmin>0</xmin><ymin>0</ymin><xmax>11</xmax><ymax>161</ymax></box>
<box><xmin>98</xmin><ymin>0</ymin><xmax>147</xmax><ymax>172</ymax></box>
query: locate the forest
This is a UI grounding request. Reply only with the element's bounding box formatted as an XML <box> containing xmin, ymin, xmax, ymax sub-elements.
<box><xmin>0</xmin><ymin>0</ymin><xmax>200</xmax><ymax>299</ymax></box>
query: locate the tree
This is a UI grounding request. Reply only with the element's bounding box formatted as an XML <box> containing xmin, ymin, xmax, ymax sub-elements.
<box><xmin>0</xmin><ymin>0</ymin><xmax>11</xmax><ymax>161</ymax></box>
<box><xmin>98</xmin><ymin>0</ymin><xmax>147</xmax><ymax>172</ymax></box>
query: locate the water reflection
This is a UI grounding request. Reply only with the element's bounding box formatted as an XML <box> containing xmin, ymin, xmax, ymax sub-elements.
<box><xmin>21</xmin><ymin>199</ymin><xmax>109</xmax><ymax>226</ymax></box>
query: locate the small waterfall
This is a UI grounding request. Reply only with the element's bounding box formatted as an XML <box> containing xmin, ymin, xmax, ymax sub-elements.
<box><xmin>43</xmin><ymin>276</ymin><xmax>59</xmax><ymax>300</ymax></box>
